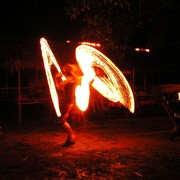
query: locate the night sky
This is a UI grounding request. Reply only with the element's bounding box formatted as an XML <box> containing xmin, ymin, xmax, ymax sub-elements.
<box><xmin>0</xmin><ymin>0</ymin><xmax>81</xmax><ymax>41</ymax></box>
<box><xmin>1</xmin><ymin>0</ymin><xmax>180</xmax><ymax>69</ymax></box>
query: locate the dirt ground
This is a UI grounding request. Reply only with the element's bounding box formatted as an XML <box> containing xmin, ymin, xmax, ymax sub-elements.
<box><xmin>0</xmin><ymin>112</ymin><xmax>180</xmax><ymax>179</ymax></box>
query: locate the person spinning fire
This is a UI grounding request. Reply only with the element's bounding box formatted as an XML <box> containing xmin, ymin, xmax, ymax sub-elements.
<box><xmin>54</xmin><ymin>63</ymin><xmax>84</xmax><ymax>146</ymax></box>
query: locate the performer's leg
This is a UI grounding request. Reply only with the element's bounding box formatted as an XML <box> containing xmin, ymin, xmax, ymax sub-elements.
<box><xmin>62</xmin><ymin>121</ymin><xmax>75</xmax><ymax>142</ymax></box>
<box><xmin>61</xmin><ymin>113</ymin><xmax>75</xmax><ymax>146</ymax></box>
<box><xmin>60</xmin><ymin>105</ymin><xmax>76</xmax><ymax>146</ymax></box>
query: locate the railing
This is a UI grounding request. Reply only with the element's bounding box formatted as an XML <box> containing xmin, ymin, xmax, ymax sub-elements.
<box><xmin>0</xmin><ymin>87</ymin><xmax>50</xmax><ymax>123</ymax></box>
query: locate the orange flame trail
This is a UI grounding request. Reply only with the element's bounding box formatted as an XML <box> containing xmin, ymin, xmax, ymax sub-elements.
<box><xmin>40</xmin><ymin>38</ymin><xmax>135</xmax><ymax>116</ymax></box>
<box><xmin>76</xmin><ymin>45</ymin><xmax>135</xmax><ymax>113</ymax></box>
<box><xmin>75</xmin><ymin>75</ymin><xmax>91</xmax><ymax>111</ymax></box>
<box><xmin>40</xmin><ymin>38</ymin><xmax>64</xmax><ymax>117</ymax></box>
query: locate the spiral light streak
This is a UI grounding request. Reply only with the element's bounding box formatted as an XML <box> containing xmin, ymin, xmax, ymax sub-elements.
<box><xmin>76</xmin><ymin>45</ymin><xmax>135</xmax><ymax>113</ymax></box>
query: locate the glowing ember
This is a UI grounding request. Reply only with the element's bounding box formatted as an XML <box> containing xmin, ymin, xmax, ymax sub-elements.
<box><xmin>135</xmin><ymin>47</ymin><xmax>150</xmax><ymax>53</ymax></box>
<box><xmin>40</xmin><ymin>38</ymin><xmax>64</xmax><ymax>117</ymax></box>
<box><xmin>76</xmin><ymin>45</ymin><xmax>135</xmax><ymax>113</ymax></box>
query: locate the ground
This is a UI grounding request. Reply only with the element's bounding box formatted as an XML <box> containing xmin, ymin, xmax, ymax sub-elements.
<box><xmin>0</xmin><ymin>113</ymin><xmax>180</xmax><ymax>179</ymax></box>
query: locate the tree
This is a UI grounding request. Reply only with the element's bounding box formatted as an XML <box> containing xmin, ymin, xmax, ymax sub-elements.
<box><xmin>65</xmin><ymin>0</ymin><xmax>180</xmax><ymax>61</ymax></box>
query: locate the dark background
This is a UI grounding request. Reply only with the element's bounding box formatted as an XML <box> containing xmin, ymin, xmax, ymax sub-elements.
<box><xmin>0</xmin><ymin>0</ymin><xmax>81</xmax><ymax>41</ymax></box>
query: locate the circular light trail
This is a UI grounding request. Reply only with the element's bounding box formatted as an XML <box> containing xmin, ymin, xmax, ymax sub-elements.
<box><xmin>76</xmin><ymin>45</ymin><xmax>135</xmax><ymax>113</ymax></box>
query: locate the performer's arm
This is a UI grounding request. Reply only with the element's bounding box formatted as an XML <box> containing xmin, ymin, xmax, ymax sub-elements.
<box><xmin>54</xmin><ymin>73</ymin><xmax>64</xmax><ymax>90</ymax></box>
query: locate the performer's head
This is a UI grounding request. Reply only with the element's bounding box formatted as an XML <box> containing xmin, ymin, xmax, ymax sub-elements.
<box><xmin>62</xmin><ymin>63</ymin><xmax>82</xmax><ymax>77</ymax></box>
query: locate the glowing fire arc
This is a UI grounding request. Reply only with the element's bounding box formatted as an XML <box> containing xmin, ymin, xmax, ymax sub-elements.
<box><xmin>76</xmin><ymin>45</ymin><xmax>135</xmax><ymax>113</ymax></box>
<box><xmin>40</xmin><ymin>38</ymin><xmax>135</xmax><ymax>117</ymax></box>
<box><xmin>40</xmin><ymin>38</ymin><xmax>63</xmax><ymax>117</ymax></box>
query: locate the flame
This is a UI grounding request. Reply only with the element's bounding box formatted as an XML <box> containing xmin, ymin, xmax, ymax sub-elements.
<box><xmin>75</xmin><ymin>75</ymin><xmax>91</xmax><ymax>111</ymax></box>
<box><xmin>40</xmin><ymin>38</ymin><xmax>63</xmax><ymax>117</ymax></box>
<box><xmin>40</xmin><ymin>38</ymin><xmax>135</xmax><ymax>116</ymax></box>
<box><xmin>76</xmin><ymin>45</ymin><xmax>135</xmax><ymax>113</ymax></box>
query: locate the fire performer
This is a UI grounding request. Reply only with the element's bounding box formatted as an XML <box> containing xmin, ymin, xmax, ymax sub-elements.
<box><xmin>54</xmin><ymin>63</ymin><xmax>84</xmax><ymax>146</ymax></box>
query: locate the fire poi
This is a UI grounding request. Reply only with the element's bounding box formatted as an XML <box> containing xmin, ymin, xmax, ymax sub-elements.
<box><xmin>40</xmin><ymin>38</ymin><xmax>135</xmax><ymax>117</ymax></box>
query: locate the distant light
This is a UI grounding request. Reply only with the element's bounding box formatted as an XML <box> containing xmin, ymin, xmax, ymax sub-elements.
<box><xmin>66</xmin><ymin>40</ymin><xmax>71</xmax><ymax>43</ymax></box>
<box><xmin>145</xmin><ymin>48</ymin><xmax>150</xmax><ymax>53</ymax></box>
<box><xmin>135</xmin><ymin>48</ymin><xmax>150</xmax><ymax>53</ymax></box>
<box><xmin>178</xmin><ymin>92</ymin><xmax>180</xmax><ymax>101</ymax></box>
<box><xmin>78</xmin><ymin>42</ymin><xmax>101</xmax><ymax>47</ymax></box>
<box><xmin>135</xmin><ymin>48</ymin><xmax>140</xmax><ymax>52</ymax></box>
